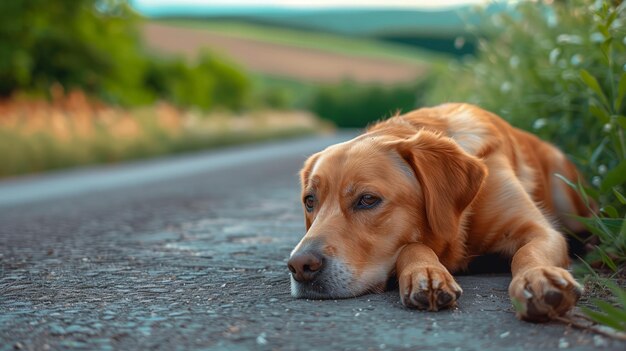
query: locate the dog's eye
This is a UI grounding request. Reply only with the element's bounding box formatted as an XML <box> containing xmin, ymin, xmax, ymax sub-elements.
<box><xmin>356</xmin><ymin>194</ymin><xmax>381</xmax><ymax>210</ymax></box>
<box><xmin>304</xmin><ymin>195</ymin><xmax>316</xmax><ymax>212</ymax></box>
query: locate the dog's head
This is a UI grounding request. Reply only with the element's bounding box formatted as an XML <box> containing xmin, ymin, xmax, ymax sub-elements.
<box><xmin>288</xmin><ymin>130</ymin><xmax>486</xmax><ymax>298</ymax></box>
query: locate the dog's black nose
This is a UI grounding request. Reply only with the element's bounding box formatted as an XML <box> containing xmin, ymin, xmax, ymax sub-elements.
<box><xmin>288</xmin><ymin>251</ymin><xmax>324</xmax><ymax>282</ymax></box>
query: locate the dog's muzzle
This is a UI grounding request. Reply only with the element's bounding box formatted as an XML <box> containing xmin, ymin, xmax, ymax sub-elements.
<box><xmin>288</xmin><ymin>248</ymin><xmax>356</xmax><ymax>299</ymax></box>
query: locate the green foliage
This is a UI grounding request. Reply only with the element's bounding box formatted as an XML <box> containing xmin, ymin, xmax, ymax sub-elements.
<box><xmin>247</xmin><ymin>75</ymin><xmax>318</xmax><ymax>110</ymax></box>
<box><xmin>426</xmin><ymin>0</ymin><xmax>626</xmax><ymax>330</ymax></box>
<box><xmin>0</xmin><ymin>0</ymin><xmax>146</xmax><ymax>101</ymax></box>
<box><xmin>0</xmin><ymin>0</ymin><xmax>250</xmax><ymax>110</ymax></box>
<box><xmin>426</xmin><ymin>0</ymin><xmax>626</xmax><ymax>171</ymax></box>
<box><xmin>246</xmin><ymin>75</ymin><xmax>434</xmax><ymax>128</ymax></box>
<box><xmin>310</xmin><ymin>80</ymin><xmax>430</xmax><ymax>128</ymax></box>
<box><xmin>578</xmin><ymin>260</ymin><xmax>626</xmax><ymax>332</ymax></box>
<box><xmin>145</xmin><ymin>53</ymin><xmax>250</xmax><ymax>111</ymax></box>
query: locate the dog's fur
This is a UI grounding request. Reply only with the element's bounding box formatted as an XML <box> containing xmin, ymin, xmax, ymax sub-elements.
<box><xmin>289</xmin><ymin>103</ymin><xmax>590</xmax><ymax>321</ymax></box>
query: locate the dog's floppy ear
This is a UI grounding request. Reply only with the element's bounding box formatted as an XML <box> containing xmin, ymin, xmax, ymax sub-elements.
<box><xmin>300</xmin><ymin>152</ymin><xmax>320</xmax><ymax>229</ymax></box>
<box><xmin>300</xmin><ymin>152</ymin><xmax>320</xmax><ymax>189</ymax></box>
<box><xmin>395</xmin><ymin>131</ymin><xmax>487</xmax><ymax>240</ymax></box>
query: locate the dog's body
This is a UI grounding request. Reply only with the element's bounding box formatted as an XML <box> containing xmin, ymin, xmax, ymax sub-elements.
<box><xmin>288</xmin><ymin>103</ymin><xmax>589</xmax><ymax>321</ymax></box>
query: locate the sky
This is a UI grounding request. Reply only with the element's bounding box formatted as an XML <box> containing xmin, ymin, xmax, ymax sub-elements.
<box><xmin>132</xmin><ymin>0</ymin><xmax>492</xmax><ymax>10</ymax></box>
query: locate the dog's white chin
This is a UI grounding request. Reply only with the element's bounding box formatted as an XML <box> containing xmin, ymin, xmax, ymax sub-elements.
<box><xmin>289</xmin><ymin>275</ymin><xmax>365</xmax><ymax>299</ymax></box>
<box><xmin>289</xmin><ymin>258</ymin><xmax>361</xmax><ymax>299</ymax></box>
<box><xmin>289</xmin><ymin>259</ymin><xmax>391</xmax><ymax>299</ymax></box>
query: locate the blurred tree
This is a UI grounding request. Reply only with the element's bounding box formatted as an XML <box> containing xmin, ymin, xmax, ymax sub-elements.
<box><xmin>0</xmin><ymin>0</ymin><xmax>147</xmax><ymax>101</ymax></box>
<box><xmin>0</xmin><ymin>0</ymin><xmax>250</xmax><ymax>109</ymax></box>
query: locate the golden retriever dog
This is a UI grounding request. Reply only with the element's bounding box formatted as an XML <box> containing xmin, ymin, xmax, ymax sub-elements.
<box><xmin>288</xmin><ymin>103</ymin><xmax>591</xmax><ymax>322</ymax></box>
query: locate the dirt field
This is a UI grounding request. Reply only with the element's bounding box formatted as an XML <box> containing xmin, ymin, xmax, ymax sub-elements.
<box><xmin>142</xmin><ymin>23</ymin><xmax>425</xmax><ymax>84</ymax></box>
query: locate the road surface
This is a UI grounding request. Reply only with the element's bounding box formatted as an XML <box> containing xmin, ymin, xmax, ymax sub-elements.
<box><xmin>0</xmin><ymin>133</ymin><xmax>623</xmax><ymax>350</ymax></box>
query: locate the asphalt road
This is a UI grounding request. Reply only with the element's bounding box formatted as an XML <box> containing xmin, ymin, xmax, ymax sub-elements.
<box><xmin>1</xmin><ymin>133</ymin><xmax>624</xmax><ymax>351</ymax></box>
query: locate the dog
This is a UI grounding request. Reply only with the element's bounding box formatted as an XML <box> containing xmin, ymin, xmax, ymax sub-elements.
<box><xmin>288</xmin><ymin>103</ymin><xmax>591</xmax><ymax>322</ymax></box>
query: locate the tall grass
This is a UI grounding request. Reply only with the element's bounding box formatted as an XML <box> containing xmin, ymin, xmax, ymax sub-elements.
<box><xmin>568</xmin><ymin>2</ymin><xmax>626</xmax><ymax>330</ymax></box>
<box><xmin>0</xmin><ymin>90</ymin><xmax>329</xmax><ymax>177</ymax></box>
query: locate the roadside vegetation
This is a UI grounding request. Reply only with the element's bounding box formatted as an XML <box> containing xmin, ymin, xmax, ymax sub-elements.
<box><xmin>425</xmin><ymin>0</ymin><xmax>626</xmax><ymax>332</ymax></box>
<box><xmin>0</xmin><ymin>90</ymin><xmax>326</xmax><ymax>177</ymax></box>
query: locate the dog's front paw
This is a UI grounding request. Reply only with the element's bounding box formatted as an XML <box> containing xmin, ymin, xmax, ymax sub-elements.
<box><xmin>509</xmin><ymin>266</ymin><xmax>583</xmax><ymax>322</ymax></box>
<box><xmin>398</xmin><ymin>265</ymin><xmax>463</xmax><ymax>311</ymax></box>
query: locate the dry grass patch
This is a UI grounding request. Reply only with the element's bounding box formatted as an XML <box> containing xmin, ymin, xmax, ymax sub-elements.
<box><xmin>0</xmin><ymin>90</ymin><xmax>330</xmax><ymax>177</ymax></box>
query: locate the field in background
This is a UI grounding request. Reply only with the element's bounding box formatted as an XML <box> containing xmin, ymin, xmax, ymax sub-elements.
<box><xmin>142</xmin><ymin>21</ymin><xmax>435</xmax><ymax>84</ymax></box>
<box><xmin>135</xmin><ymin>3</ymin><xmax>494</xmax><ymax>55</ymax></box>
<box><xmin>152</xmin><ymin>19</ymin><xmax>444</xmax><ymax>65</ymax></box>
<box><xmin>140</xmin><ymin>20</ymin><xmax>442</xmax><ymax>128</ymax></box>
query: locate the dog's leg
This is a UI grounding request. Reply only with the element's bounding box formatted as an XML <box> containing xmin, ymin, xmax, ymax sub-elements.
<box><xmin>396</xmin><ymin>243</ymin><xmax>463</xmax><ymax>311</ymax></box>
<box><xmin>472</xmin><ymin>152</ymin><xmax>584</xmax><ymax>322</ymax></box>
<box><xmin>508</xmin><ymin>227</ymin><xmax>583</xmax><ymax>321</ymax></box>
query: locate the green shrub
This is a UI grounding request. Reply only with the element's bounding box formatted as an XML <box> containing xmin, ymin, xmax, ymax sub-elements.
<box><xmin>145</xmin><ymin>53</ymin><xmax>250</xmax><ymax>111</ymax></box>
<box><xmin>0</xmin><ymin>0</ymin><xmax>148</xmax><ymax>102</ymax></box>
<box><xmin>427</xmin><ymin>0</ymin><xmax>625</xmax><ymax>171</ymax></box>
<box><xmin>247</xmin><ymin>76</ymin><xmax>315</xmax><ymax>110</ymax></box>
<box><xmin>0</xmin><ymin>0</ymin><xmax>250</xmax><ymax>110</ymax></box>
<box><xmin>310</xmin><ymin>80</ymin><xmax>431</xmax><ymax>128</ymax></box>
<box><xmin>426</xmin><ymin>0</ymin><xmax>626</xmax><ymax>330</ymax></box>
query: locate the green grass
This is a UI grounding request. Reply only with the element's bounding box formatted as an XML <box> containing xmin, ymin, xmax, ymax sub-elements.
<box><xmin>152</xmin><ymin>19</ymin><xmax>447</xmax><ymax>65</ymax></box>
